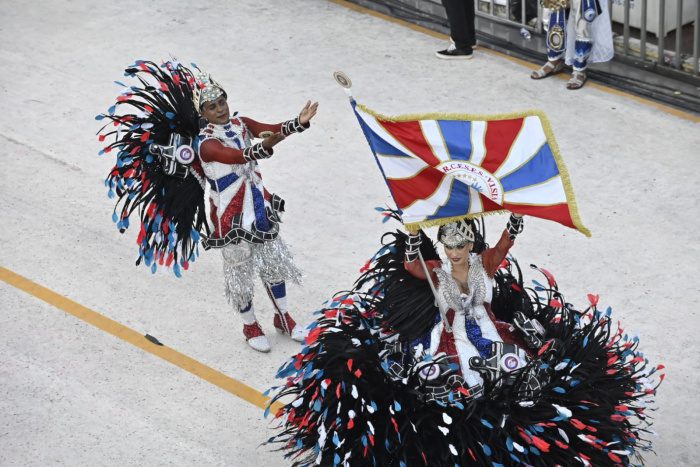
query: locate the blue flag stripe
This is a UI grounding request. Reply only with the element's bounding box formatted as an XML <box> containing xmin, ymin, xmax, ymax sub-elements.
<box><xmin>426</xmin><ymin>179</ymin><xmax>471</xmax><ymax>220</ymax></box>
<box><xmin>352</xmin><ymin>102</ymin><xmax>405</xmax><ymax>215</ymax></box>
<box><xmin>501</xmin><ymin>143</ymin><xmax>560</xmax><ymax>192</ymax></box>
<box><xmin>437</xmin><ymin>120</ymin><xmax>472</xmax><ymax>161</ymax></box>
<box><xmin>366</xmin><ymin>131</ymin><xmax>411</xmax><ymax>157</ymax></box>
<box><xmin>353</xmin><ymin>105</ymin><xmax>411</xmax><ymax>158</ymax></box>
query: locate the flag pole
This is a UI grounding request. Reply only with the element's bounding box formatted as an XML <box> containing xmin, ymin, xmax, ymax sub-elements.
<box><xmin>417</xmin><ymin>248</ymin><xmax>452</xmax><ymax>333</ymax></box>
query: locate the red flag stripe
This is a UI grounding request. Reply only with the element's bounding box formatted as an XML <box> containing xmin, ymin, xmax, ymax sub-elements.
<box><xmin>502</xmin><ymin>202</ymin><xmax>576</xmax><ymax>229</ymax></box>
<box><xmin>481</xmin><ymin>118</ymin><xmax>524</xmax><ymax>174</ymax></box>
<box><xmin>479</xmin><ymin>194</ymin><xmax>502</xmax><ymax>213</ymax></box>
<box><xmin>378</xmin><ymin>119</ymin><xmax>442</xmax><ymax>166</ymax></box>
<box><xmin>480</xmin><ymin>196</ymin><xmax>576</xmax><ymax>230</ymax></box>
<box><xmin>386</xmin><ymin>167</ymin><xmax>445</xmax><ymax>209</ymax></box>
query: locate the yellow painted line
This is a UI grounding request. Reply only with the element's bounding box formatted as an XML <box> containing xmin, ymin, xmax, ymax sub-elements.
<box><xmin>0</xmin><ymin>266</ymin><xmax>283</xmax><ymax>415</ymax></box>
<box><xmin>329</xmin><ymin>0</ymin><xmax>700</xmax><ymax>123</ymax></box>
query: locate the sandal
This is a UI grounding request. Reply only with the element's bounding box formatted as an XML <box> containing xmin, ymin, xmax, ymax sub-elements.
<box><xmin>566</xmin><ymin>71</ymin><xmax>588</xmax><ymax>90</ymax></box>
<box><xmin>531</xmin><ymin>60</ymin><xmax>564</xmax><ymax>80</ymax></box>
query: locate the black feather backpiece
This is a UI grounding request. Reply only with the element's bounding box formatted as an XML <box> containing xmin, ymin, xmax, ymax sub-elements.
<box><xmin>96</xmin><ymin>60</ymin><xmax>209</xmax><ymax>276</ymax></box>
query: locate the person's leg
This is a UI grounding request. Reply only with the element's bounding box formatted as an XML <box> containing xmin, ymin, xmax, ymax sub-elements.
<box><xmin>568</xmin><ymin>0</ymin><xmax>593</xmax><ymax>89</ymax></box>
<box><xmin>442</xmin><ymin>0</ymin><xmax>470</xmax><ymax>49</ymax></box>
<box><xmin>531</xmin><ymin>7</ymin><xmax>567</xmax><ymax>79</ymax></box>
<box><xmin>465</xmin><ymin>0</ymin><xmax>476</xmax><ymax>48</ymax></box>
<box><xmin>221</xmin><ymin>242</ymin><xmax>270</xmax><ymax>352</ymax></box>
<box><xmin>437</xmin><ymin>0</ymin><xmax>473</xmax><ymax>59</ymax></box>
<box><xmin>264</xmin><ymin>281</ymin><xmax>304</xmax><ymax>342</ymax></box>
<box><xmin>239</xmin><ymin>301</ymin><xmax>271</xmax><ymax>352</ymax></box>
<box><xmin>256</xmin><ymin>237</ymin><xmax>305</xmax><ymax>342</ymax></box>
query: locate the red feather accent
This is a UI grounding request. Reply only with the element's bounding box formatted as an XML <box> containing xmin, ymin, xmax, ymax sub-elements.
<box><xmin>587</xmin><ymin>293</ymin><xmax>600</xmax><ymax>307</ymax></box>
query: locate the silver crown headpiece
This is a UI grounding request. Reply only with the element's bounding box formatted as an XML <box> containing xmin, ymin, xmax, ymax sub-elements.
<box><xmin>192</xmin><ymin>72</ymin><xmax>226</xmax><ymax>110</ymax></box>
<box><xmin>438</xmin><ymin>220</ymin><xmax>475</xmax><ymax>248</ymax></box>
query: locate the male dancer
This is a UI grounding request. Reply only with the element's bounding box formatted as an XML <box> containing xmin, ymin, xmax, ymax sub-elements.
<box><xmin>195</xmin><ymin>73</ymin><xmax>318</xmax><ymax>352</ymax></box>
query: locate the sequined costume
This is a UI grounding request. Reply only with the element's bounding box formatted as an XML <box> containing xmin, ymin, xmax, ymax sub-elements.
<box><xmin>198</xmin><ymin>114</ymin><xmax>306</xmax><ymax>311</ymax></box>
<box><xmin>268</xmin><ymin>212</ymin><xmax>663</xmax><ymax>466</ymax></box>
<box><xmin>546</xmin><ymin>0</ymin><xmax>613</xmax><ymax>72</ymax></box>
<box><xmin>403</xmin><ymin>226</ymin><xmax>522</xmax><ymax>388</ymax></box>
<box><xmin>198</xmin><ymin>115</ymin><xmax>307</xmax><ymax>249</ymax></box>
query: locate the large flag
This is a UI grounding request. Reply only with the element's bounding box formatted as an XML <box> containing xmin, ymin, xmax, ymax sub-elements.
<box><xmin>352</xmin><ymin>101</ymin><xmax>590</xmax><ymax>236</ymax></box>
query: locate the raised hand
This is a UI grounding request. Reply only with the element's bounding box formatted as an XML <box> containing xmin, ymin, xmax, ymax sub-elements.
<box><xmin>298</xmin><ymin>100</ymin><xmax>319</xmax><ymax>125</ymax></box>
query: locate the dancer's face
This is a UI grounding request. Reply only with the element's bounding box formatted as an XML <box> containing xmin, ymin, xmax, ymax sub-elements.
<box><xmin>200</xmin><ymin>95</ymin><xmax>230</xmax><ymax>124</ymax></box>
<box><xmin>444</xmin><ymin>243</ymin><xmax>472</xmax><ymax>266</ymax></box>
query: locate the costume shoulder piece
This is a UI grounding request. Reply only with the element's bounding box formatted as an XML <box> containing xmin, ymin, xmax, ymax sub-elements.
<box><xmin>96</xmin><ymin>60</ymin><xmax>209</xmax><ymax>276</ymax></box>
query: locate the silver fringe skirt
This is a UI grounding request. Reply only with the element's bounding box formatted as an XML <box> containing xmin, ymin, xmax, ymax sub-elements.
<box><xmin>221</xmin><ymin>237</ymin><xmax>303</xmax><ymax>311</ymax></box>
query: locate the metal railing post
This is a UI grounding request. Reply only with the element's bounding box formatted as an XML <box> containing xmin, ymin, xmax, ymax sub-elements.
<box><xmin>623</xmin><ymin>0</ymin><xmax>631</xmax><ymax>56</ymax></box>
<box><xmin>674</xmin><ymin>0</ymin><xmax>683</xmax><ymax>69</ymax></box>
<box><xmin>640</xmin><ymin>0</ymin><xmax>648</xmax><ymax>61</ymax></box>
<box><xmin>695</xmin><ymin>0</ymin><xmax>699</xmax><ymax>74</ymax></box>
<box><xmin>658</xmin><ymin>0</ymin><xmax>666</xmax><ymax>65</ymax></box>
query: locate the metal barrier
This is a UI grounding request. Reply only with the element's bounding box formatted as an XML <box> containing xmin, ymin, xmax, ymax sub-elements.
<box><xmin>469</xmin><ymin>0</ymin><xmax>699</xmax><ymax>76</ymax></box>
<box><xmin>614</xmin><ymin>0</ymin><xmax>699</xmax><ymax>75</ymax></box>
<box><xmin>474</xmin><ymin>0</ymin><xmax>544</xmax><ymax>32</ymax></box>
<box><xmin>368</xmin><ymin>0</ymin><xmax>698</xmax><ymax>77</ymax></box>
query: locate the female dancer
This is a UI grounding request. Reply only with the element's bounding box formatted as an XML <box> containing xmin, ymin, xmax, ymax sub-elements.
<box><xmin>268</xmin><ymin>211</ymin><xmax>662</xmax><ymax>466</ymax></box>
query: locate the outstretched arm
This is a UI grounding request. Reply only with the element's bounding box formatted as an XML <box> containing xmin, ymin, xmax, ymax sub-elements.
<box><xmin>403</xmin><ymin>230</ymin><xmax>440</xmax><ymax>286</ymax></box>
<box><xmin>199</xmin><ymin>134</ymin><xmax>284</xmax><ymax>164</ymax></box>
<box><xmin>241</xmin><ymin>101</ymin><xmax>318</xmax><ymax>138</ymax></box>
<box><xmin>482</xmin><ymin>214</ymin><xmax>523</xmax><ymax>276</ymax></box>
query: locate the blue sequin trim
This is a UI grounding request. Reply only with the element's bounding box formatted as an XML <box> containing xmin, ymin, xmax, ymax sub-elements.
<box><xmin>466</xmin><ymin>318</ymin><xmax>492</xmax><ymax>358</ymax></box>
<box><xmin>269</xmin><ymin>282</ymin><xmax>286</xmax><ymax>299</ymax></box>
<box><xmin>410</xmin><ymin>331</ymin><xmax>432</xmax><ymax>353</ymax></box>
<box><xmin>251</xmin><ymin>185</ymin><xmax>270</xmax><ymax>232</ymax></box>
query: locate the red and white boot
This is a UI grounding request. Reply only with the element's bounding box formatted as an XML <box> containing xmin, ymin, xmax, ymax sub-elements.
<box><xmin>242</xmin><ymin>322</ymin><xmax>271</xmax><ymax>353</ymax></box>
<box><xmin>265</xmin><ymin>282</ymin><xmax>306</xmax><ymax>343</ymax></box>
<box><xmin>273</xmin><ymin>312</ymin><xmax>306</xmax><ymax>343</ymax></box>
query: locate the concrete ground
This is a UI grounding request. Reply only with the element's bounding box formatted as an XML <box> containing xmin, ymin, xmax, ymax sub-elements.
<box><xmin>1</xmin><ymin>0</ymin><xmax>698</xmax><ymax>465</ymax></box>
